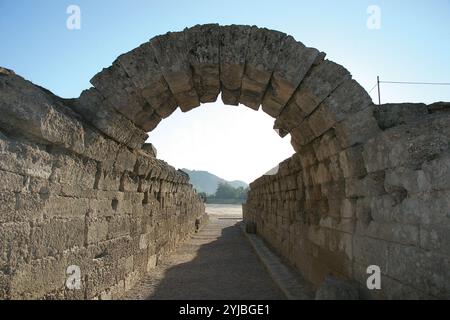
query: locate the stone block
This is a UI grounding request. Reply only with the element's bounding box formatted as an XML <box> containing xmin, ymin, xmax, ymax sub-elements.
<box><xmin>146</xmin><ymin>254</ymin><xmax>158</xmax><ymax>272</ymax></box>
<box><xmin>262</xmin><ymin>36</ymin><xmax>319</xmax><ymax>117</ymax></box>
<box><xmin>274</xmin><ymin>99</ymin><xmax>307</xmax><ymax>134</ymax></box>
<box><xmin>384</xmin><ymin>166</ymin><xmax>431</xmax><ymax>194</ymax></box>
<box><xmin>345</xmin><ymin>172</ymin><xmax>385</xmax><ymax>198</ymax></box>
<box><xmin>374</xmin><ymin>103</ymin><xmax>428</xmax><ymax>130</ymax></box>
<box><xmin>422</xmin><ymin>152</ymin><xmax>450</xmax><ymax>191</ymax></box>
<box><xmin>335</xmin><ymin>107</ymin><xmax>381</xmax><ymax>148</ymax></box>
<box><xmin>108</xmin><ymin>215</ymin><xmax>131</xmax><ymax>240</ymax></box>
<box><xmin>90</xmin><ymin>62</ymin><xmax>156</xmax><ymax>130</ymax></box>
<box><xmin>51</xmin><ymin>153</ymin><xmax>97</xmax><ymax>189</ymax></box>
<box><xmin>240</xmin><ymin>27</ymin><xmax>286</xmax><ymax>110</ymax></box>
<box><xmin>0</xmin><ymin>192</ymin><xmax>20</xmax><ymax>220</ymax></box>
<box><xmin>117</xmin><ymin>42</ymin><xmax>178</xmax><ymax>119</ymax></box>
<box><xmin>45</xmin><ymin>196</ymin><xmax>90</xmax><ymax>219</ymax></box>
<box><xmin>386</xmin><ymin>244</ymin><xmax>450</xmax><ymax>299</ymax></box>
<box><xmin>291</xmin><ymin>120</ymin><xmax>316</xmax><ymax>148</ymax></box>
<box><xmin>419</xmin><ymin>225</ymin><xmax>450</xmax><ymax>255</ymax></box>
<box><xmin>340</xmin><ymin>199</ymin><xmax>356</xmax><ymax>219</ymax></box>
<box><xmin>9</xmin><ymin>256</ymin><xmax>68</xmax><ymax>300</ymax></box>
<box><xmin>356</xmin><ymin>220</ymin><xmax>419</xmax><ymax>246</ymax></box>
<box><xmin>328</xmin><ymin>155</ymin><xmax>343</xmax><ymax>181</ymax></box>
<box><xmin>184</xmin><ymin>24</ymin><xmax>221</xmax><ymax>103</ymax></box>
<box><xmin>0</xmin><ymin>135</ymin><xmax>53</xmax><ymax>180</ymax></box>
<box><xmin>150</xmin><ymin>31</ymin><xmax>200</xmax><ymax>111</ymax></box>
<box><xmin>312</xmin><ymin>131</ymin><xmax>340</xmax><ymax>161</ymax></box>
<box><xmin>85</xmin><ymin>260</ymin><xmax>118</xmax><ymax>299</ymax></box>
<box><xmin>307</xmin><ymin>104</ymin><xmax>337</xmax><ymax>137</ymax></box>
<box><xmin>363</xmin><ymin>117</ymin><xmax>450</xmax><ymax>173</ymax></box>
<box><xmin>73</xmin><ymin>88</ymin><xmax>148</xmax><ymax>148</ymax></box>
<box><xmin>134</xmin><ymin>153</ymin><xmax>156</xmax><ymax>177</ymax></box>
<box><xmin>219</xmin><ymin>25</ymin><xmax>251</xmax><ymax>105</ymax></box>
<box><xmin>339</xmin><ymin>145</ymin><xmax>366</xmax><ymax>178</ymax></box>
<box><xmin>294</xmin><ymin>60</ymin><xmax>351</xmax><ymax>116</ymax></box>
<box><xmin>322</xmin><ymin>79</ymin><xmax>373</xmax><ymax>122</ymax></box>
<box><xmin>352</xmin><ymin>235</ymin><xmax>389</xmax><ymax>272</ymax></box>
<box><xmin>0</xmin><ymin>73</ymin><xmax>85</xmax><ymax>154</ymax></box>
<box><xmin>86</xmin><ymin>218</ymin><xmax>109</xmax><ymax>245</ymax></box>
<box><xmin>83</xmin><ymin>128</ymin><xmax>119</xmax><ymax>170</ymax></box>
<box><xmin>0</xmin><ymin>170</ymin><xmax>24</xmax><ymax>192</ymax></box>
<box><xmin>114</xmin><ymin>147</ymin><xmax>137</xmax><ymax>173</ymax></box>
<box><xmin>0</xmin><ymin>222</ymin><xmax>30</xmax><ymax>271</ymax></box>
<box><xmin>30</xmin><ymin>218</ymin><xmax>85</xmax><ymax>259</ymax></box>
<box><xmin>141</xmin><ymin>143</ymin><xmax>157</xmax><ymax>158</ymax></box>
<box><xmin>124</xmin><ymin>270</ymin><xmax>140</xmax><ymax>292</ymax></box>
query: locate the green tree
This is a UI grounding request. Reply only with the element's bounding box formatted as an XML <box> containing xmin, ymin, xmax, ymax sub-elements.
<box><xmin>215</xmin><ymin>182</ymin><xmax>237</xmax><ymax>199</ymax></box>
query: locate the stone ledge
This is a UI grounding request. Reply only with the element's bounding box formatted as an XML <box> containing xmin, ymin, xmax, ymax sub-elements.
<box><xmin>240</xmin><ymin>222</ymin><xmax>314</xmax><ymax>300</ymax></box>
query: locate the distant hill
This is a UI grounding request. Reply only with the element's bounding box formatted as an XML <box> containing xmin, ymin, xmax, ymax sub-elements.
<box><xmin>181</xmin><ymin>169</ymin><xmax>248</xmax><ymax>195</ymax></box>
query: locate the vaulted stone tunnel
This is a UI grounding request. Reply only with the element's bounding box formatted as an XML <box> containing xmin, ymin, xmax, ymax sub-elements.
<box><xmin>1</xmin><ymin>24</ymin><xmax>449</xmax><ymax>299</ymax></box>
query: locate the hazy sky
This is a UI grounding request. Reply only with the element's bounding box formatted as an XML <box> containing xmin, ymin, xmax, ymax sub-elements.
<box><xmin>1</xmin><ymin>1</ymin><xmax>449</xmax><ymax>182</ymax></box>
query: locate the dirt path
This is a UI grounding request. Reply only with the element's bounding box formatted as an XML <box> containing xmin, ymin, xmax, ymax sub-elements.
<box><xmin>124</xmin><ymin>214</ymin><xmax>286</xmax><ymax>300</ymax></box>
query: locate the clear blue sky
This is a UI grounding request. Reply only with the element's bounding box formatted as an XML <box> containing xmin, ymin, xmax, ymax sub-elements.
<box><xmin>1</xmin><ymin>0</ymin><xmax>449</xmax><ymax>182</ymax></box>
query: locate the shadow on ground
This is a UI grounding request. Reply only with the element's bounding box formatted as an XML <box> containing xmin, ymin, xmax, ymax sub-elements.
<box><xmin>144</xmin><ymin>220</ymin><xmax>286</xmax><ymax>300</ymax></box>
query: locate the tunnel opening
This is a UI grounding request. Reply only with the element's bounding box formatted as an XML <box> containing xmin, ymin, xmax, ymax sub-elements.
<box><xmin>0</xmin><ymin>24</ymin><xmax>449</xmax><ymax>300</ymax></box>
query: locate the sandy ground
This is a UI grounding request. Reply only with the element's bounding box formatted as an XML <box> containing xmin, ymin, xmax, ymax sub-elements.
<box><xmin>205</xmin><ymin>203</ymin><xmax>243</xmax><ymax>218</ymax></box>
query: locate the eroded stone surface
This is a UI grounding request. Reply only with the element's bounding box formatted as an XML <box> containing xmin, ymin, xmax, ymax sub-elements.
<box><xmin>240</xmin><ymin>27</ymin><xmax>286</xmax><ymax>110</ymax></box>
<box><xmin>150</xmin><ymin>32</ymin><xmax>200</xmax><ymax>111</ymax></box>
<box><xmin>1</xmin><ymin>24</ymin><xmax>449</xmax><ymax>300</ymax></box>
<box><xmin>219</xmin><ymin>25</ymin><xmax>251</xmax><ymax>105</ymax></box>
<box><xmin>245</xmin><ymin>103</ymin><xmax>450</xmax><ymax>300</ymax></box>
<box><xmin>117</xmin><ymin>42</ymin><xmax>178</xmax><ymax>119</ymax></box>
<box><xmin>262</xmin><ymin>36</ymin><xmax>320</xmax><ymax>117</ymax></box>
<box><xmin>184</xmin><ymin>24</ymin><xmax>221</xmax><ymax>103</ymax></box>
<box><xmin>90</xmin><ymin>63</ymin><xmax>157</xmax><ymax>131</ymax></box>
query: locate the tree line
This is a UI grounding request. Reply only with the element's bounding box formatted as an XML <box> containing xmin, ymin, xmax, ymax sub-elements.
<box><xmin>198</xmin><ymin>182</ymin><xmax>249</xmax><ymax>204</ymax></box>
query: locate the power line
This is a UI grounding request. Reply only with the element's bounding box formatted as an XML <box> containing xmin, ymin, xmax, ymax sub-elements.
<box><xmin>373</xmin><ymin>76</ymin><xmax>450</xmax><ymax>106</ymax></box>
<box><xmin>380</xmin><ymin>80</ymin><xmax>450</xmax><ymax>86</ymax></box>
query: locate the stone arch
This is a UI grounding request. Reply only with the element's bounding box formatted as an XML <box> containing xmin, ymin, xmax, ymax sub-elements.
<box><xmin>74</xmin><ymin>24</ymin><xmax>379</xmax><ymax>155</ymax></box>
<box><xmin>75</xmin><ymin>24</ymin><xmax>383</xmax><ymax>293</ymax></box>
<box><xmin>1</xmin><ymin>24</ymin><xmax>449</xmax><ymax>300</ymax></box>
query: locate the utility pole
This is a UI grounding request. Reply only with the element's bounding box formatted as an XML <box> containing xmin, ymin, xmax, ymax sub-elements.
<box><xmin>377</xmin><ymin>76</ymin><xmax>381</xmax><ymax>105</ymax></box>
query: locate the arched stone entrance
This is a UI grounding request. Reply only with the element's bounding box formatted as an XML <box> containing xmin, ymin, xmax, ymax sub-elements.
<box><xmin>0</xmin><ymin>24</ymin><xmax>449</xmax><ymax>299</ymax></box>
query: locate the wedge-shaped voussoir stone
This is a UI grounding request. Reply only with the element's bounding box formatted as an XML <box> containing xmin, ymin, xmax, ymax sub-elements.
<box><xmin>240</xmin><ymin>27</ymin><xmax>286</xmax><ymax>110</ymax></box>
<box><xmin>262</xmin><ymin>36</ymin><xmax>320</xmax><ymax>117</ymax></box>
<box><xmin>291</xmin><ymin>119</ymin><xmax>316</xmax><ymax>147</ymax></box>
<box><xmin>150</xmin><ymin>32</ymin><xmax>200</xmax><ymax>112</ymax></box>
<box><xmin>307</xmin><ymin>104</ymin><xmax>338</xmax><ymax>137</ymax></box>
<box><xmin>184</xmin><ymin>24</ymin><xmax>221</xmax><ymax>103</ymax></box>
<box><xmin>274</xmin><ymin>98</ymin><xmax>307</xmax><ymax>136</ymax></box>
<box><xmin>219</xmin><ymin>25</ymin><xmax>252</xmax><ymax>106</ymax></box>
<box><xmin>321</xmin><ymin>79</ymin><xmax>373</xmax><ymax>123</ymax></box>
<box><xmin>74</xmin><ymin>88</ymin><xmax>148</xmax><ymax>149</ymax></box>
<box><xmin>140</xmin><ymin>112</ymin><xmax>162</xmax><ymax>133</ymax></box>
<box><xmin>273</xmin><ymin>120</ymin><xmax>290</xmax><ymax>138</ymax></box>
<box><xmin>294</xmin><ymin>60</ymin><xmax>351</xmax><ymax>116</ymax></box>
<box><xmin>90</xmin><ymin>63</ymin><xmax>156</xmax><ymax>129</ymax></box>
<box><xmin>117</xmin><ymin>43</ymin><xmax>178</xmax><ymax>119</ymax></box>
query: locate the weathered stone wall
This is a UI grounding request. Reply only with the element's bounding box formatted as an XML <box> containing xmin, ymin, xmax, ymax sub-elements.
<box><xmin>1</xmin><ymin>24</ymin><xmax>449</xmax><ymax>300</ymax></box>
<box><xmin>0</xmin><ymin>69</ymin><xmax>206</xmax><ymax>299</ymax></box>
<box><xmin>244</xmin><ymin>102</ymin><xmax>450</xmax><ymax>299</ymax></box>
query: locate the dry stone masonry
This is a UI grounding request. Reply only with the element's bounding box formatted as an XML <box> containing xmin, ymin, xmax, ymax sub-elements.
<box><xmin>1</xmin><ymin>24</ymin><xmax>449</xmax><ymax>299</ymax></box>
<box><xmin>0</xmin><ymin>67</ymin><xmax>206</xmax><ymax>299</ymax></box>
